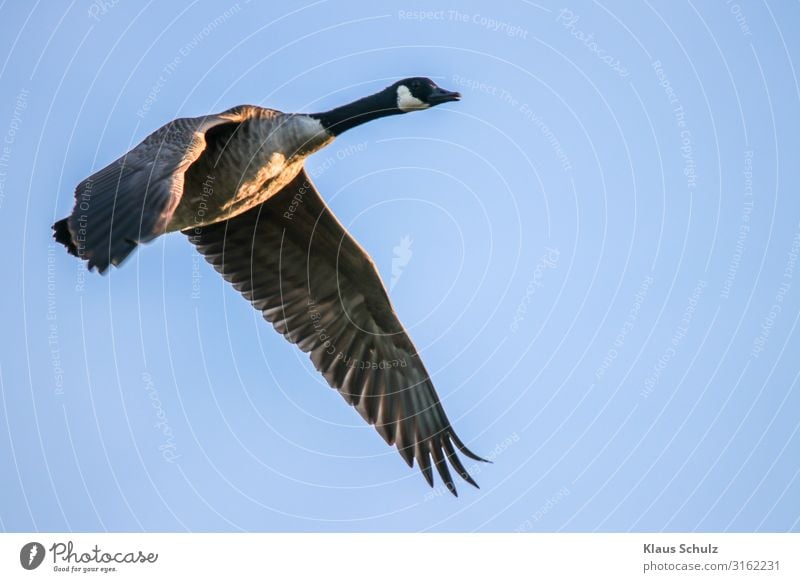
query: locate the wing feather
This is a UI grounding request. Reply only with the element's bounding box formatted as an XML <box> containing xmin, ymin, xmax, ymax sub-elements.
<box><xmin>188</xmin><ymin>169</ymin><xmax>485</xmax><ymax>493</ymax></box>
<box><xmin>55</xmin><ymin>107</ymin><xmax>252</xmax><ymax>272</ymax></box>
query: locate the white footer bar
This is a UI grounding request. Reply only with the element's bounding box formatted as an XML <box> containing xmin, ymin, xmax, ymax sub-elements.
<box><xmin>1</xmin><ymin>533</ymin><xmax>797</xmax><ymax>581</ymax></box>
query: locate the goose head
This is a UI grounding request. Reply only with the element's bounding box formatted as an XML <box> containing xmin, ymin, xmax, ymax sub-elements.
<box><xmin>390</xmin><ymin>77</ymin><xmax>461</xmax><ymax>112</ymax></box>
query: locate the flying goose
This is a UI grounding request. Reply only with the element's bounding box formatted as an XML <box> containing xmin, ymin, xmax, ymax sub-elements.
<box><xmin>53</xmin><ymin>77</ymin><xmax>486</xmax><ymax>495</ymax></box>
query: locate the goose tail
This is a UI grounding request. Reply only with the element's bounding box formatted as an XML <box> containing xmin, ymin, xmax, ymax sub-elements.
<box><xmin>52</xmin><ymin>218</ymin><xmax>80</xmax><ymax>257</ymax></box>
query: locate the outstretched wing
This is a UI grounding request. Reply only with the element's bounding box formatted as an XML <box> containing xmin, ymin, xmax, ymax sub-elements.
<box><xmin>187</xmin><ymin>169</ymin><xmax>485</xmax><ymax>495</ymax></box>
<box><xmin>55</xmin><ymin>107</ymin><xmax>251</xmax><ymax>272</ymax></box>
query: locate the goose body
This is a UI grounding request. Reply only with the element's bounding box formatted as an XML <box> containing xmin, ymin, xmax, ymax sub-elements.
<box><xmin>53</xmin><ymin>77</ymin><xmax>485</xmax><ymax>495</ymax></box>
<box><xmin>174</xmin><ymin>109</ymin><xmax>332</xmax><ymax>229</ymax></box>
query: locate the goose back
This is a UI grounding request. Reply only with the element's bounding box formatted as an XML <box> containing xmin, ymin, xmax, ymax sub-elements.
<box><xmin>171</xmin><ymin>106</ymin><xmax>333</xmax><ymax>231</ymax></box>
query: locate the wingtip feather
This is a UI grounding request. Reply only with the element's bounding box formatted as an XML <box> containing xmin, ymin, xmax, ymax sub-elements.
<box><xmin>450</xmin><ymin>431</ymin><xmax>490</xmax><ymax>463</ymax></box>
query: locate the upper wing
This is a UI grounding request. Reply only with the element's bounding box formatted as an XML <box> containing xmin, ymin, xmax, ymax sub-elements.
<box><xmin>187</xmin><ymin>169</ymin><xmax>485</xmax><ymax>495</ymax></box>
<box><xmin>57</xmin><ymin>107</ymin><xmax>252</xmax><ymax>273</ymax></box>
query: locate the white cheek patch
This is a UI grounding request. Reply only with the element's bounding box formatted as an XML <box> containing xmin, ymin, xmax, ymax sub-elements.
<box><xmin>396</xmin><ymin>85</ymin><xmax>430</xmax><ymax>112</ymax></box>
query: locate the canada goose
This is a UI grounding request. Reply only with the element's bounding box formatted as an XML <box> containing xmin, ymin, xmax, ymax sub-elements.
<box><xmin>53</xmin><ymin>77</ymin><xmax>486</xmax><ymax>495</ymax></box>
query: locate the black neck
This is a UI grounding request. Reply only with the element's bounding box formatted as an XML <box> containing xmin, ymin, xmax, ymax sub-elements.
<box><xmin>309</xmin><ymin>89</ymin><xmax>400</xmax><ymax>136</ymax></box>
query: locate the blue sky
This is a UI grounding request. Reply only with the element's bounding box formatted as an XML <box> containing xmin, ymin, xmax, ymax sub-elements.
<box><xmin>0</xmin><ymin>0</ymin><xmax>798</xmax><ymax>532</ymax></box>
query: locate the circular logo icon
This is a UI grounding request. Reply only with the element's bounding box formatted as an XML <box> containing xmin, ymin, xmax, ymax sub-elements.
<box><xmin>20</xmin><ymin>542</ymin><xmax>45</xmax><ymax>570</ymax></box>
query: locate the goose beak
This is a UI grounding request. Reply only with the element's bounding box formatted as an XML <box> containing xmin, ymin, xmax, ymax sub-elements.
<box><xmin>428</xmin><ymin>87</ymin><xmax>462</xmax><ymax>105</ymax></box>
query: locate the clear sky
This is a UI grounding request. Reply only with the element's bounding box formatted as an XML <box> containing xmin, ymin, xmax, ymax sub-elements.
<box><xmin>0</xmin><ymin>0</ymin><xmax>798</xmax><ymax>532</ymax></box>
